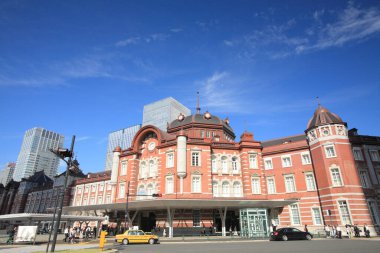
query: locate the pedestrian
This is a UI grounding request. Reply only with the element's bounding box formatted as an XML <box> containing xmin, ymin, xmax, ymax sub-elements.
<box><xmin>209</xmin><ymin>226</ymin><xmax>213</xmax><ymax>235</ymax></box>
<box><xmin>325</xmin><ymin>225</ymin><xmax>330</xmax><ymax>238</ymax></box>
<box><xmin>271</xmin><ymin>219</ymin><xmax>277</xmax><ymax>232</ymax></box>
<box><xmin>6</xmin><ymin>226</ymin><xmax>16</xmax><ymax>244</ymax></box>
<box><xmin>336</xmin><ymin>226</ymin><xmax>342</xmax><ymax>239</ymax></box>
<box><xmin>304</xmin><ymin>224</ymin><xmax>308</xmax><ymax>233</ymax></box>
<box><xmin>346</xmin><ymin>225</ymin><xmax>352</xmax><ymax>239</ymax></box>
<box><xmin>163</xmin><ymin>228</ymin><xmax>166</xmax><ymax>237</ymax></box>
<box><xmin>93</xmin><ymin>226</ymin><xmax>97</xmax><ymax>238</ymax></box>
<box><xmin>64</xmin><ymin>226</ymin><xmax>69</xmax><ymax>242</ymax></box>
<box><xmin>331</xmin><ymin>225</ymin><xmax>336</xmax><ymax>238</ymax></box>
<box><xmin>354</xmin><ymin>224</ymin><xmax>359</xmax><ymax>237</ymax></box>
<box><xmin>364</xmin><ymin>224</ymin><xmax>370</xmax><ymax>238</ymax></box>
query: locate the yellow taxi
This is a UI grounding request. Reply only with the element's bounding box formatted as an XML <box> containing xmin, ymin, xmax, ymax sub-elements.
<box><xmin>115</xmin><ymin>230</ymin><xmax>159</xmax><ymax>245</ymax></box>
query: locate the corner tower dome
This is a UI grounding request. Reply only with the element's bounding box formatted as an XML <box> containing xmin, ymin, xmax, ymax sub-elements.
<box><xmin>306</xmin><ymin>105</ymin><xmax>345</xmax><ymax>131</ymax></box>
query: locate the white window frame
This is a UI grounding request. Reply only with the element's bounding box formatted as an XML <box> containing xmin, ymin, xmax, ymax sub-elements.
<box><xmin>284</xmin><ymin>174</ymin><xmax>296</xmax><ymax>193</ymax></box>
<box><xmin>221</xmin><ymin>181</ymin><xmax>230</xmax><ymax>197</ymax></box>
<box><xmin>330</xmin><ymin>167</ymin><xmax>343</xmax><ymax>187</ymax></box>
<box><xmin>149</xmin><ymin>160</ymin><xmax>156</xmax><ymax>177</ymax></box>
<box><xmin>251</xmin><ymin>177</ymin><xmax>261</xmax><ymax>194</ymax></box>
<box><xmin>191</xmin><ymin>152</ymin><xmax>201</xmax><ymax>167</ymax></box>
<box><xmin>211</xmin><ymin>155</ymin><xmax>217</xmax><ymax>173</ymax></box>
<box><xmin>337</xmin><ymin>200</ymin><xmax>352</xmax><ymax>225</ymax></box>
<box><xmin>166</xmin><ymin>152</ymin><xmax>174</xmax><ymax>168</ymax></box>
<box><xmin>264</xmin><ymin>158</ymin><xmax>273</xmax><ymax>170</ymax></box>
<box><xmin>369</xmin><ymin>150</ymin><xmax>380</xmax><ymax>162</ymax></box>
<box><xmin>221</xmin><ymin>156</ymin><xmax>228</xmax><ymax>173</ymax></box>
<box><xmin>281</xmin><ymin>155</ymin><xmax>292</xmax><ymax>168</ymax></box>
<box><xmin>97</xmin><ymin>196</ymin><xmax>103</xmax><ymax>204</ymax></box>
<box><xmin>325</xmin><ymin>144</ymin><xmax>337</xmax><ymax>158</ymax></box>
<box><xmin>290</xmin><ymin>204</ymin><xmax>301</xmax><ymax>225</ymax></box>
<box><xmin>352</xmin><ymin>148</ymin><xmax>363</xmax><ymax>161</ymax></box>
<box><xmin>232</xmin><ymin>157</ymin><xmax>239</xmax><ymax>173</ymax></box>
<box><xmin>212</xmin><ymin>181</ymin><xmax>219</xmax><ymax>197</ymax></box>
<box><xmin>120</xmin><ymin>161</ymin><xmax>127</xmax><ymax>176</ymax></box>
<box><xmin>267</xmin><ymin>177</ymin><xmax>276</xmax><ymax>194</ymax></box>
<box><xmin>301</xmin><ymin>152</ymin><xmax>311</xmax><ymax>165</ymax></box>
<box><xmin>166</xmin><ymin>176</ymin><xmax>174</xmax><ymax>194</ymax></box>
<box><xmin>191</xmin><ymin>175</ymin><xmax>201</xmax><ymax>193</ymax></box>
<box><xmin>311</xmin><ymin>207</ymin><xmax>323</xmax><ymax>225</ymax></box>
<box><xmin>106</xmin><ymin>195</ymin><xmax>111</xmax><ymax>204</ymax></box>
<box><xmin>118</xmin><ymin>183</ymin><xmax>125</xmax><ymax>199</ymax></box>
<box><xmin>359</xmin><ymin>170</ymin><xmax>371</xmax><ymax>188</ymax></box>
<box><xmin>249</xmin><ymin>153</ymin><xmax>258</xmax><ymax>169</ymax></box>
<box><xmin>232</xmin><ymin>181</ymin><xmax>242</xmax><ymax>197</ymax></box>
<box><xmin>305</xmin><ymin>172</ymin><xmax>317</xmax><ymax>191</ymax></box>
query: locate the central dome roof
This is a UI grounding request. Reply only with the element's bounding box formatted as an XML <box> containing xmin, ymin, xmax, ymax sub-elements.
<box><xmin>168</xmin><ymin>113</ymin><xmax>235</xmax><ymax>136</ymax></box>
<box><xmin>306</xmin><ymin>105</ymin><xmax>345</xmax><ymax>131</ymax></box>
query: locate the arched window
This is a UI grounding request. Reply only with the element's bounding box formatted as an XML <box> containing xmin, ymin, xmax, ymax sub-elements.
<box><xmin>149</xmin><ymin>160</ymin><xmax>156</xmax><ymax>177</ymax></box>
<box><xmin>232</xmin><ymin>157</ymin><xmax>239</xmax><ymax>172</ymax></box>
<box><xmin>233</xmin><ymin>182</ymin><xmax>241</xmax><ymax>197</ymax></box>
<box><xmin>140</xmin><ymin>162</ymin><xmax>147</xmax><ymax>178</ymax></box>
<box><xmin>221</xmin><ymin>156</ymin><xmax>228</xmax><ymax>174</ymax></box>
<box><xmin>222</xmin><ymin>181</ymin><xmax>230</xmax><ymax>197</ymax></box>
<box><xmin>137</xmin><ymin>185</ymin><xmax>145</xmax><ymax>200</ymax></box>
<box><xmin>212</xmin><ymin>181</ymin><xmax>219</xmax><ymax>197</ymax></box>
<box><xmin>147</xmin><ymin>184</ymin><xmax>154</xmax><ymax>199</ymax></box>
<box><xmin>211</xmin><ymin>155</ymin><xmax>217</xmax><ymax>173</ymax></box>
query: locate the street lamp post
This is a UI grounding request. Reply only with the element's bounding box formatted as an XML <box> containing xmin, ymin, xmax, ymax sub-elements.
<box><xmin>48</xmin><ymin>135</ymin><xmax>76</xmax><ymax>252</ymax></box>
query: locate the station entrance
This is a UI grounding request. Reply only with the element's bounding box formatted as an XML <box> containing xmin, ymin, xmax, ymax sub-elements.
<box><xmin>240</xmin><ymin>208</ymin><xmax>269</xmax><ymax>238</ymax></box>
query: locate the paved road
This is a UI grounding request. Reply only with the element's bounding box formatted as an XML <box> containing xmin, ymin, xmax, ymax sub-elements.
<box><xmin>114</xmin><ymin>239</ymin><xmax>380</xmax><ymax>253</ymax></box>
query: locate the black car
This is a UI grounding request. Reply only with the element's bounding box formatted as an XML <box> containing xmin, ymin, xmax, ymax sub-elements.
<box><xmin>270</xmin><ymin>227</ymin><xmax>313</xmax><ymax>241</ymax></box>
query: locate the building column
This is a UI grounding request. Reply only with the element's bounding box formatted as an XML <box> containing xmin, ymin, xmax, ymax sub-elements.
<box><xmin>218</xmin><ymin>207</ymin><xmax>228</xmax><ymax>237</ymax></box>
<box><xmin>167</xmin><ymin>208</ymin><xmax>175</xmax><ymax>238</ymax></box>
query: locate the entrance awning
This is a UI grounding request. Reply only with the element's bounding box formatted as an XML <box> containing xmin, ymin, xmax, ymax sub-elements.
<box><xmin>63</xmin><ymin>198</ymin><xmax>299</xmax><ymax>213</ymax></box>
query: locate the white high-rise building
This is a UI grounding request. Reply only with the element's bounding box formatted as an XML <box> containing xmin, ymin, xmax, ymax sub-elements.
<box><xmin>143</xmin><ymin>97</ymin><xmax>191</xmax><ymax>131</ymax></box>
<box><xmin>0</xmin><ymin>162</ymin><xmax>16</xmax><ymax>186</ymax></box>
<box><xmin>13</xmin><ymin>127</ymin><xmax>64</xmax><ymax>181</ymax></box>
<box><xmin>104</xmin><ymin>124</ymin><xmax>141</xmax><ymax>171</ymax></box>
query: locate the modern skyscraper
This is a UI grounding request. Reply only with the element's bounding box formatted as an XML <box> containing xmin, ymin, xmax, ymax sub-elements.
<box><xmin>13</xmin><ymin>127</ymin><xmax>64</xmax><ymax>181</ymax></box>
<box><xmin>104</xmin><ymin>124</ymin><xmax>141</xmax><ymax>171</ymax></box>
<box><xmin>142</xmin><ymin>97</ymin><xmax>191</xmax><ymax>131</ymax></box>
<box><xmin>0</xmin><ymin>162</ymin><xmax>16</xmax><ymax>186</ymax></box>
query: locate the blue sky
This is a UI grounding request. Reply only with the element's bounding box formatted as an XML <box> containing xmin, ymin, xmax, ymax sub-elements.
<box><xmin>1</xmin><ymin>0</ymin><xmax>380</xmax><ymax>174</ymax></box>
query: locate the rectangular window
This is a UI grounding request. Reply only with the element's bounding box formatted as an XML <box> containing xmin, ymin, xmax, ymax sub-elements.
<box><xmin>98</xmin><ymin>196</ymin><xmax>103</xmax><ymax>204</ymax></box>
<box><xmin>211</xmin><ymin>157</ymin><xmax>217</xmax><ymax>173</ymax></box>
<box><xmin>121</xmin><ymin>161</ymin><xmax>127</xmax><ymax>176</ymax></box>
<box><xmin>119</xmin><ymin>184</ymin><xmax>125</xmax><ymax>198</ymax></box>
<box><xmin>285</xmin><ymin>175</ymin><xmax>296</xmax><ymax>192</ymax></box>
<box><xmin>282</xmin><ymin>156</ymin><xmax>292</xmax><ymax>167</ymax></box>
<box><xmin>251</xmin><ymin>177</ymin><xmax>261</xmax><ymax>194</ymax></box>
<box><xmin>267</xmin><ymin>177</ymin><xmax>276</xmax><ymax>194</ymax></box>
<box><xmin>206</xmin><ymin>131</ymin><xmax>210</xmax><ymax>138</ymax></box>
<box><xmin>338</xmin><ymin>200</ymin><xmax>352</xmax><ymax>225</ymax></box>
<box><xmin>325</xmin><ymin>145</ymin><xmax>337</xmax><ymax>158</ymax></box>
<box><xmin>166</xmin><ymin>152</ymin><xmax>174</xmax><ymax>168</ymax></box>
<box><xmin>353</xmin><ymin>148</ymin><xmax>363</xmax><ymax>161</ymax></box>
<box><xmin>249</xmin><ymin>154</ymin><xmax>258</xmax><ymax>169</ymax></box>
<box><xmin>264</xmin><ymin>158</ymin><xmax>273</xmax><ymax>170</ymax></box>
<box><xmin>331</xmin><ymin>168</ymin><xmax>343</xmax><ymax>187</ymax></box>
<box><xmin>305</xmin><ymin>173</ymin><xmax>317</xmax><ymax>191</ymax></box>
<box><xmin>369</xmin><ymin>150</ymin><xmax>380</xmax><ymax>161</ymax></box>
<box><xmin>107</xmin><ymin>184</ymin><xmax>112</xmax><ymax>191</ymax></box>
<box><xmin>192</xmin><ymin>176</ymin><xmax>201</xmax><ymax>193</ymax></box>
<box><xmin>301</xmin><ymin>153</ymin><xmax>311</xmax><ymax>165</ymax></box>
<box><xmin>193</xmin><ymin>210</ymin><xmax>201</xmax><ymax>227</ymax></box>
<box><xmin>359</xmin><ymin>171</ymin><xmax>371</xmax><ymax>188</ymax></box>
<box><xmin>91</xmin><ymin>185</ymin><xmax>96</xmax><ymax>192</ymax></box>
<box><xmin>191</xmin><ymin>152</ymin><xmax>200</xmax><ymax>167</ymax></box>
<box><xmin>106</xmin><ymin>195</ymin><xmax>111</xmax><ymax>204</ymax></box>
<box><xmin>99</xmin><ymin>183</ymin><xmax>104</xmax><ymax>192</ymax></box>
<box><xmin>166</xmin><ymin>176</ymin><xmax>174</xmax><ymax>194</ymax></box>
<box><xmin>85</xmin><ymin>186</ymin><xmax>89</xmax><ymax>193</ymax></box>
<box><xmin>212</xmin><ymin>181</ymin><xmax>219</xmax><ymax>196</ymax></box>
<box><xmin>368</xmin><ymin>201</ymin><xmax>380</xmax><ymax>224</ymax></box>
<box><xmin>200</xmin><ymin>131</ymin><xmax>205</xmax><ymax>138</ymax></box>
<box><xmin>290</xmin><ymin>204</ymin><xmax>301</xmax><ymax>225</ymax></box>
<box><xmin>312</xmin><ymin>207</ymin><xmax>323</xmax><ymax>225</ymax></box>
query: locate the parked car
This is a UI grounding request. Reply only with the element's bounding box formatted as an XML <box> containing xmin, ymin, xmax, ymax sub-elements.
<box><xmin>115</xmin><ymin>230</ymin><xmax>159</xmax><ymax>245</ymax></box>
<box><xmin>270</xmin><ymin>227</ymin><xmax>313</xmax><ymax>241</ymax></box>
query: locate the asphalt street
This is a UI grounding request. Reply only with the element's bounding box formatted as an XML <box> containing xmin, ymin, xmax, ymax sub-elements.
<box><xmin>114</xmin><ymin>239</ymin><xmax>380</xmax><ymax>253</ymax></box>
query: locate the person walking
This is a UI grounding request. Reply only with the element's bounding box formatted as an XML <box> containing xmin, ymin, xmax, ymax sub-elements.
<box><xmin>336</xmin><ymin>226</ymin><xmax>342</xmax><ymax>239</ymax></box>
<box><xmin>325</xmin><ymin>225</ymin><xmax>330</xmax><ymax>238</ymax></box>
<box><xmin>364</xmin><ymin>224</ymin><xmax>370</xmax><ymax>238</ymax></box>
<box><xmin>304</xmin><ymin>224</ymin><xmax>308</xmax><ymax>233</ymax></box>
<box><xmin>64</xmin><ymin>226</ymin><xmax>69</xmax><ymax>242</ymax></box>
<box><xmin>331</xmin><ymin>225</ymin><xmax>336</xmax><ymax>238</ymax></box>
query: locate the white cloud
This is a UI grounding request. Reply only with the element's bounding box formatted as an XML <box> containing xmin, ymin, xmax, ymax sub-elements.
<box><xmin>115</xmin><ymin>37</ymin><xmax>140</xmax><ymax>47</ymax></box>
<box><xmin>170</xmin><ymin>28</ymin><xmax>183</xmax><ymax>33</ymax></box>
<box><xmin>76</xmin><ymin>136</ymin><xmax>92</xmax><ymax>142</ymax></box>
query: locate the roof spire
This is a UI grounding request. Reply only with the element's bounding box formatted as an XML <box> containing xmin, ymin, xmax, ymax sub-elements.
<box><xmin>196</xmin><ymin>91</ymin><xmax>201</xmax><ymax>114</ymax></box>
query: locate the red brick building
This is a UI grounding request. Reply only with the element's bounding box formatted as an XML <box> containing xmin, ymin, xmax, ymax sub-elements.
<box><xmin>65</xmin><ymin>105</ymin><xmax>380</xmax><ymax>238</ymax></box>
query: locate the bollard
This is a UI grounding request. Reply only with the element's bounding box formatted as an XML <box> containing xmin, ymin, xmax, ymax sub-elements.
<box><xmin>99</xmin><ymin>231</ymin><xmax>107</xmax><ymax>251</ymax></box>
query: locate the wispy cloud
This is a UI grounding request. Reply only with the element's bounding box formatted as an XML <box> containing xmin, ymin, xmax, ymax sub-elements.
<box><xmin>0</xmin><ymin>75</ymin><xmax>65</xmax><ymax>87</ymax></box>
<box><xmin>115</xmin><ymin>32</ymin><xmax>171</xmax><ymax>47</ymax></box>
<box><xmin>76</xmin><ymin>136</ymin><xmax>92</xmax><ymax>142</ymax></box>
<box><xmin>226</xmin><ymin>3</ymin><xmax>380</xmax><ymax>59</ymax></box>
<box><xmin>170</xmin><ymin>28</ymin><xmax>183</xmax><ymax>33</ymax></box>
<box><xmin>115</xmin><ymin>37</ymin><xmax>140</xmax><ymax>47</ymax></box>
